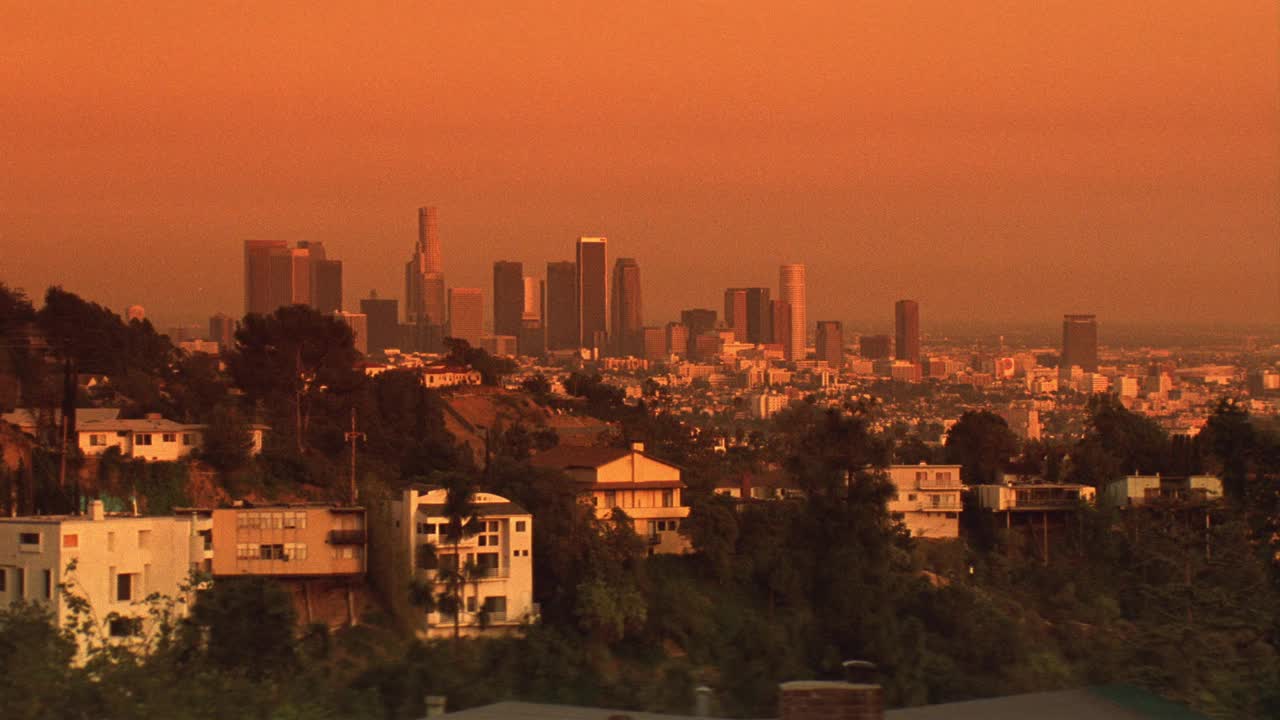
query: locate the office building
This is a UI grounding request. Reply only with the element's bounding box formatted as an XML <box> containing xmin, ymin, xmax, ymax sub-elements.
<box><xmin>244</xmin><ymin>240</ymin><xmax>286</xmax><ymax>315</ymax></box>
<box><xmin>447</xmin><ymin>288</ymin><xmax>484</xmax><ymax>348</ymax></box>
<box><xmin>770</xmin><ymin>300</ymin><xmax>793</xmax><ymax>359</ymax></box>
<box><xmin>335</xmin><ymin>311</ymin><xmax>368</xmax><ymax>356</ymax></box>
<box><xmin>724</xmin><ymin>289</ymin><xmax>748</xmax><ymax>342</ymax></box>
<box><xmin>860</xmin><ymin>334</ymin><xmax>892</xmax><ymax>360</ymax></box>
<box><xmin>492</xmin><ymin>261</ymin><xmax>525</xmax><ymax>339</ymax></box>
<box><xmin>610</xmin><ymin>258</ymin><xmax>642</xmax><ymax>356</ymax></box>
<box><xmin>779</xmin><ymin>264</ymin><xmax>806</xmax><ymax>360</ymax></box>
<box><xmin>1061</xmin><ymin>314</ymin><xmax>1099</xmax><ymax>372</ymax></box>
<box><xmin>665</xmin><ymin>323</ymin><xmax>688</xmax><ymax>358</ymax></box>
<box><xmin>744</xmin><ymin>287</ymin><xmax>772</xmax><ymax>344</ymax></box>
<box><xmin>359</xmin><ymin>293</ymin><xmax>399</xmax><ymax>355</ymax></box>
<box><xmin>895</xmin><ymin>300</ymin><xmax>920</xmax><ymax>365</ymax></box>
<box><xmin>208</xmin><ymin>313</ymin><xmax>235</xmax><ymax>350</ymax></box>
<box><xmin>545</xmin><ymin>261</ymin><xmax>578</xmax><ymax>351</ymax></box>
<box><xmin>299</xmin><ymin>241</ymin><xmax>343</xmax><ymax>313</ymax></box>
<box><xmin>267</xmin><ymin>245</ymin><xmax>312</xmax><ymax>312</ymax></box>
<box><xmin>405</xmin><ymin>207</ymin><xmax>446</xmax><ymax>326</ymax></box>
<box><xmin>641</xmin><ymin>327</ymin><xmax>666</xmax><ymax>361</ymax></box>
<box><xmin>680</xmin><ymin>308</ymin><xmax>717</xmax><ymax>356</ymax></box>
<box><xmin>522</xmin><ymin>277</ymin><xmax>541</xmax><ymax>322</ymax></box>
<box><xmin>815</xmin><ymin>320</ymin><xmax>844</xmax><ymax>369</ymax></box>
<box><xmin>576</xmin><ymin>237</ymin><xmax>607</xmax><ymax>351</ymax></box>
<box><xmin>481</xmin><ymin>336</ymin><xmax>519</xmax><ymax>357</ymax></box>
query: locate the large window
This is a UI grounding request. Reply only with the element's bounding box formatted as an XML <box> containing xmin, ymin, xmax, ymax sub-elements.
<box><xmin>108</xmin><ymin>616</ymin><xmax>142</xmax><ymax>638</ymax></box>
<box><xmin>661</xmin><ymin>489</ymin><xmax>674</xmax><ymax>507</ymax></box>
<box><xmin>18</xmin><ymin>532</ymin><xmax>39</xmax><ymax>547</ymax></box>
<box><xmin>258</xmin><ymin>544</ymin><xmax>285</xmax><ymax>560</ymax></box>
<box><xmin>116</xmin><ymin>573</ymin><xmax>135</xmax><ymax>602</ymax></box>
<box><xmin>135</xmin><ymin>434</ymin><xmax>152</xmax><ymax>446</ymax></box>
<box><xmin>161</xmin><ymin>433</ymin><xmax>177</xmax><ymax>443</ymax></box>
<box><xmin>89</xmin><ymin>434</ymin><xmax>106</xmax><ymax>446</ymax></box>
<box><xmin>604</xmin><ymin>490</ymin><xmax>617</xmax><ymax>508</ymax></box>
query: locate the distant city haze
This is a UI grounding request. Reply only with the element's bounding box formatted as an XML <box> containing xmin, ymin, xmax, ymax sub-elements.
<box><xmin>2</xmin><ymin>3</ymin><xmax>1277</xmax><ymax>331</ymax></box>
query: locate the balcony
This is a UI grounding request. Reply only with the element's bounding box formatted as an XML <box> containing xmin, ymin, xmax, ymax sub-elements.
<box><xmin>917</xmin><ymin>477</ymin><xmax>961</xmax><ymax>490</ymax></box>
<box><xmin>327</xmin><ymin>529</ymin><xmax>367</xmax><ymax>545</ymax></box>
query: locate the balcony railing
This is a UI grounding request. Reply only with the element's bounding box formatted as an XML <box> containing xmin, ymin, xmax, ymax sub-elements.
<box><xmin>918</xmin><ymin>478</ymin><xmax>962</xmax><ymax>490</ymax></box>
<box><xmin>327</xmin><ymin>529</ymin><xmax>367</xmax><ymax>545</ymax></box>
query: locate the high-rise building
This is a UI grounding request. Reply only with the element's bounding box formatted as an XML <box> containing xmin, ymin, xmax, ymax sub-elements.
<box><xmin>859</xmin><ymin>334</ymin><xmax>891</xmax><ymax>360</ymax></box>
<box><xmin>299</xmin><ymin>242</ymin><xmax>343</xmax><ymax>314</ymax></box>
<box><xmin>244</xmin><ymin>240</ymin><xmax>287</xmax><ymax>315</ymax></box>
<box><xmin>209</xmin><ymin>313</ymin><xmax>236</xmax><ymax>350</ymax></box>
<box><xmin>405</xmin><ymin>207</ymin><xmax>446</xmax><ymax>326</ymax></box>
<box><xmin>1061</xmin><ymin>314</ymin><xmax>1098</xmax><ymax>372</ymax></box>
<box><xmin>665</xmin><ymin>322</ymin><xmax>688</xmax><ymax>358</ymax></box>
<box><xmin>576</xmin><ymin>237</ymin><xmax>607</xmax><ymax>351</ymax></box>
<box><xmin>895</xmin><ymin>300</ymin><xmax>921</xmax><ymax>365</ymax></box>
<box><xmin>335</xmin><ymin>311</ymin><xmax>368</xmax><ymax>356</ymax></box>
<box><xmin>724</xmin><ymin>289</ymin><xmax>748</xmax><ymax>342</ymax></box>
<box><xmin>770</xmin><ymin>300</ymin><xmax>792</xmax><ymax>358</ymax></box>
<box><xmin>522</xmin><ymin>276</ymin><xmax>541</xmax><ymax>322</ymax></box>
<box><xmin>744</xmin><ymin>287</ymin><xmax>772</xmax><ymax>344</ymax></box>
<box><xmin>610</xmin><ymin>258</ymin><xmax>642</xmax><ymax>356</ymax></box>
<box><xmin>545</xmin><ymin>261</ymin><xmax>578</xmax><ymax>351</ymax></box>
<box><xmin>493</xmin><ymin>261</ymin><xmax>525</xmax><ymax>339</ymax></box>
<box><xmin>815</xmin><ymin>321</ymin><xmax>844</xmax><ymax>369</ymax></box>
<box><xmin>447</xmin><ymin>288</ymin><xmax>484</xmax><ymax>348</ymax></box>
<box><xmin>680</xmin><ymin>308</ymin><xmax>718</xmax><ymax>356</ymax></box>
<box><xmin>779</xmin><ymin>264</ymin><xmax>806</xmax><ymax>360</ymax></box>
<box><xmin>360</xmin><ymin>292</ymin><xmax>399</xmax><ymax>355</ymax></box>
<box><xmin>641</xmin><ymin>327</ymin><xmax>666</xmax><ymax>361</ymax></box>
<box><xmin>267</xmin><ymin>245</ymin><xmax>312</xmax><ymax>312</ymax></box>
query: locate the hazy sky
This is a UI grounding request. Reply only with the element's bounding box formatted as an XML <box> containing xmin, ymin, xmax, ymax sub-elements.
<box><xmin>2</xmin><ymin>2</ymin><xmax>1277</xmax><ymax>333</ymax></box>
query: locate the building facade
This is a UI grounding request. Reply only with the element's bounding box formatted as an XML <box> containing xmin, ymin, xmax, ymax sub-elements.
<box><xmin>886</xmin><ymin>464</ymin><xmax>962</xmax><ymax>539</ymax></box>
<box><xmin>492</xmin><ymin>261</ymin><xmax>525</xmax><ymax>340</ymax></box>
<box><xmin>815</xmin><ymin>320</ymin><xmax>843</xmax><ymax>369</ymax></box>
<box><xmin>779</xmin><ymin>264</ymin><xmax>807</xmax><ymax>361</ymax></box>
<box><xmin>447</xmin><ymin>288</ymin><xmax>484</xmax><ymax>347</ymax></box>
<box><xmin>360</xmin><ymin>294</ymin><xmax>399</xmax><ymax>355</ymax></box>
<box><xmin>610</xmin><ymin>258</ymin><xmax>642</xmax><ymax>357</ymax></box>
<box><xmin>576</xmin><ymin>237</ymin><xmax>608</xmax><ymax>351</ymax></box>
<box><xmin>210</xmin><ymin>505</ymin><xmax>366</xmax><ymax>578</ymax></box>
<box><xmin>394</xmin><ymin>487</ymin><xmax>536</xmax><ymax>638</ymax></box>
<box><xmin>544</xmin><ymin>261</ymin><xmax>578</xmax><ymax>351</ymax></box>
<box><xmin>77</xmin><ymin>415</ymin><xmax>266</xmax><ymax>462</ymax></box>
<box><xmin>894</xmin><ymin>300</ymin><xmax>920</xmax><ymax>366</ymax></box>
<box><xmin>724</xmin><ymin>289</ymin><xmax>748</xmax><ymax>342</ymax></box>
<box><xmin>1061</xmin><ymin>314</ymin><xmax>1099</xmax><ymax>373</ymax></box>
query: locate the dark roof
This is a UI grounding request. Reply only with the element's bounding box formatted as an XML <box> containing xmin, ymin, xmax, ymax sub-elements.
<box><xmin>418</xmin><ymin>501</ymin><xmax>530</xmax><ymax>517</ymax></box>
<box><xmin>529</xmin><ymin>445</ymin><xmax>632</xmax><ymax>469</ymax></box>
<box><xmin>442</xmin><ymin>687</ymin><xmax>1206</xmax><ymax>720</ymax></box>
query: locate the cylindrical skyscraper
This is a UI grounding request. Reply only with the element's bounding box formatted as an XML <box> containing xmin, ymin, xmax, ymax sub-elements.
<box><xmin>779</xmin><ymin>264</ymin><xmax>807</xmax><ymax>361</ymax></box>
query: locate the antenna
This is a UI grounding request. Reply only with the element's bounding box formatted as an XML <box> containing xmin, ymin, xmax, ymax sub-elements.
<box><xmin>344</xmin><ymin>407</ymin><xmax>366</xmax><ymax>504</ymax></box>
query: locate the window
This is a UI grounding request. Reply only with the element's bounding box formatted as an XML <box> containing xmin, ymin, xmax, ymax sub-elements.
<box><xmin>604</xmin><ymin>490</ymin><xmax>617</xmax><ymax>508</ymax></box>
<box><xmin>488</xmin><ymin>521</ymin><xmax>499</xmax><ymax>532</ymax></box>
<box><xmin>258</xmin><ymin>544</ymin><xmax>285</xmax><ymax>560</ymax></box>
<box><xmin>916</xmin><ymin>471</ymin><xmax>928</xmax><ymax>482</ymax></box>
<box><xmin>907</xmin><ymin>493</ymin><xmax>917</xmax><ymax>502</ymax></box>
<box><xmin>138</xmin><ymin>530</ymin><xmax>151</xmax><ymax>549</ymax></box>
<box><xmin>108</xmin><ymin>616</ymin><xmax>142</xmax><ymax>637</ymax></box>
<box><xmin>661</xmin><ymin>489</ymin><xmax>674</xmax><ymax>507</ymax></box>
<box><xmin>16</xmin><ymin>568</ymin><xmax>24</xmax><ymax>598</ymax></box>
<box><xmin>89</xmin><ymin>434</ymin><xmax>106</xmax><ymax>446</ymax></box>
<box><xmin>162</xmin><ymin>433</ymin><xmax>177</xmax><ymax>443</ymax></box>
<box><xmin>937</xmin><ymin>472</ymin><xmax>953</xmax><ymax>483</ymax></box>
<box><xmin>284</xmin><ymin>543</ymin><xmax>307</xmax><ymax>561</ymax></box>
<box><xmin>199</xmin><ymin>530</ymin><xmax>212</xmax><ymax>551</ymax></box>
<box><xmin>135</xmin><ymin>434</ymin><xmax>152</xmax><ymax>446</ymax></box>
<box><xmin>43</xmin><ymin>569</ymin><xmax>53</xmax><ymax>599</ymax></box>
<box><xmin>931</xmin><ymin>495</ymin><xmax>941</xmax><ymax>508</ymax></box>
<box><xmin>515</xmin><ymin>521</ymin><xmax>526</xmax><ymax>532</ymax></box>
<box><xmin>0</xmin><ymin>568</ymin><xmax>5</xmax><ymax>592</ymax></box>
<box><xmin>107</xmin><ymin>532</ymin><xmax>116</xmax><ymax>551</ymax></box>
<box><xmin>63</xmin><ymin>534</ymin><xmax>78</xmax><ymax>548</ymax></box>
<box><xmin>466</xmin><ymin>596</ymin><xmax>477</xmax><ymax>613</ymax></box>
<box><xmin>19</xmin><ymin>532</ymin><xmax>39</xmax><ymax>547</ymax></box>
<box><xmin>182</xmin><ymin>433</ymin><xmax>196</xmax><ymax>446</ymax></box>
<box><xmin>116</xmin><ymin>573</ymin><xmax>134</xmax><ymax>602</ymax></box>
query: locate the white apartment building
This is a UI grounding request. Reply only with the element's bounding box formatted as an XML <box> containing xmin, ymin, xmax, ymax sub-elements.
<box><xmin>1101</xmin><ymin>474</ymin><xmax>1222</xmax><ymax>508</ymax></box>
<box><xmin>77</xmin><ymin>414</ymin><xmax>267</xmax><ymax>461</ymax></box>
<box><xmin>393</xmin><ymin>487</ymin><xmax>536</xmax><ymax>638</ymax></box>
<box><xmin>886</xmin><ymin>464</ymin><xmax>963</xmax><ymax>539</ymax></box>
<box><xmin>0</xmin><ymin>501</ymin><xmax>201</xmax><ymax>658</ymax></box>
<box><xmin>750</xmin><ymin>392</ymin><xmax>790</xmax><ymax>419</ymax></box>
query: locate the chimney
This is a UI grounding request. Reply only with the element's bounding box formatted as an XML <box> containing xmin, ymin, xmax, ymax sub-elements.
<box><xmin>779</xmin><ymin>680</ymin><xmax>882</xmax><ymax>720</ymax></box>
<box><xmin>694</xmin><ymin>685</ymin><xmax>713</xmax><ymax>717</ymax></box>
<box><xmin>424</xmin><ymin>696</ymin><xmax>447</xmax><ymax>718</ymax></box>
<box><xmin>90</xmin><ymin>499</ymin><xmax>105</xmax><ymax>521</ymax></box>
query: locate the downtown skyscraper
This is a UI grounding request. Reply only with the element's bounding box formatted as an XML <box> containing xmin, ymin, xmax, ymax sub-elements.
<box><xmin>405</xmin><ymin>206</ymin><xmax>446</xmax><ymax>326</ymax></box>
<box><xmin>610</xmin><ymin>257</ymin><xmax>642</xmax><ymax>356</ymax></box>
<box><xmin>492</xmin><ymin>261</ymin><xmax>525</xmax><ymax>338</ymax></box>
<box><xmin>895</xmin><ymin>299</ymin><xmax>921</xmax><ymax>365</ymax></box>
<box><xmin>576</xmin><ymin>237</ymin><xmax>607</xmax><ymax>351</ymax></box>
<box><xmin>779</xmin><ymin>264</ymin><xmax>807</xmax><ymax>360</ymax></box>
<box><xmin>545</xmin><ymin>261</ymin><xmax>577</xmax><ymax>351</ymax></box>
<box><xmin>1061</xmin><ymin>314</ymin><xmax>1099</xmax><ymax>372</ymax></box>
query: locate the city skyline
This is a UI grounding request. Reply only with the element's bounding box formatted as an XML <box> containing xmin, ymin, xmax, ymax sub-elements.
<box><xmin>3</xmin><ymin>4</ymin><xmax>1274</xmax><ymax>331</ymax></box>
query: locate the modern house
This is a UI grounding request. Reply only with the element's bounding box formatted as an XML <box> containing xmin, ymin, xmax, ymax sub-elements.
<box><xmin>393</xmin><ymin>487</ymin><xmax>536</xmax><ymax>638</ymax></box>
<box><xmin>886</xmin><ymin>464</ymin><xmax>963</xmax><ymax>539</ymax></box>
<box><xmin>1101</xmin><ymin>474</ymin><xmax>1222</xmax><ymax>509</ymax></box>
<box><xmin>972</xmin><ymin>481</ymin><xmax>1097</xmax><ymax>513</ymax></box>
<box><xmin>0</xmin><ymin>501</ymin><xmax>201</xmax><ymax>659</ymax></box>
<box><xmin>76</xmin><ymin>413</ymin><xmax>267</xmax><ymax>462</ymax></box>
<box><xmin>531</xmin><ymin>443</ymin><xmax>691</xmax><ymax>553</ymax></box>
<box><xmin>210</xmin><ymin>505</ymin><xmax>367</xmax><ymax>578</ymax></box>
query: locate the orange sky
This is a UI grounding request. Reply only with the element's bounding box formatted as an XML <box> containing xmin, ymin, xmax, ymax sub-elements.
<box><xmin>2</xmin><ymin>2</ymin><xmax>1277</xmax><ymax>332</ymax></box>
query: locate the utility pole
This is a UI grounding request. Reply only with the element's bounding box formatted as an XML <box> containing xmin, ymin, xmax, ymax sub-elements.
<box><xmin>344</xmin><ymin>407</ymin><xmax>366</xmax><ymax>504</ymax></box>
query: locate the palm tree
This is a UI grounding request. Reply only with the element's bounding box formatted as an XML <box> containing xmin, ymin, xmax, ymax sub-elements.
<box><xmin>437</xmin><ymin>472</ymin><xmax>479</xmax><ymax>640</ymax></box>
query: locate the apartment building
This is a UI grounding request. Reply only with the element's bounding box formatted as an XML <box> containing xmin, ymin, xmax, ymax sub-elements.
<box><xmin>531</xmin><ymin>443</ymin><xmax>691</xmax><ymax>553</ymax></box>
<box><xmin>1101</xmin><ymin>474</ymin><xmax>1222</xmax><ymax>509</ymax></box>
<box><xmin>972</xmin><ymin>481</ymin><xmax>1096</xmax><ymax>513</ymax></box>
<box><xmin>885</xmin><ymin>464</ymin><xmax>963</xmax><ymax>539</ymax></box>
<box><xmin>75</xmin><ymin>413</ymin><xmax>267</xmax><ymax>462</ymax></box>
<box><xmin>393</xmin><ymin>487</ymin><xmax>536</xmax><ymax>638</ymax></box>
<box><xmin>0</xmin><ymin>501</ymin><xmax>201</xmax><ymax>657</ymax></box>
<box><xmin>210</xmin><ymin>505</ymin><xmax>366</xmax><ymax>578</ymax></box>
